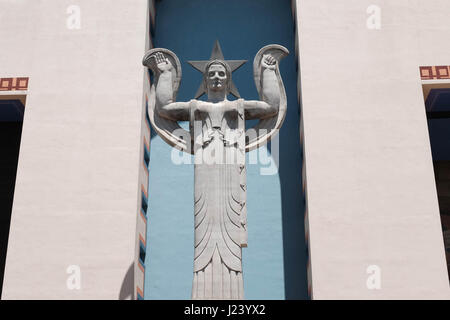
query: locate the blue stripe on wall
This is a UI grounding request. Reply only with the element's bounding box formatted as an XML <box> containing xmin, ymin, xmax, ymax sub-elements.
<box><xmin>145</xmin><ymin>0</ymin><xmax>307</xmax><ymax>300</ymax></box>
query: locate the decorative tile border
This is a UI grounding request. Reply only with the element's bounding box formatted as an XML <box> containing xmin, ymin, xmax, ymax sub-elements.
<box><xmin>136</xmin><ymin>286</ymin><xmax>144</xmax><ymax>300</ymax></box>
<box><xmin>420</xmin><ymin>66</ymin><xmax>450</xmax><ymax>80</ymax></box>
<box><xmin>134</xmin><ymin>0</ymin><xmax>156</xmax><ymax>300</ymax></box>
<box><xmin>420</xmin><ymin>66</ymin><xmax>450</xmax><ymax>107</ymax></box>
<box><xmin>0</xmin><ymin>77</ymin><xmax>29</xmax><ymax>91</ymax></box>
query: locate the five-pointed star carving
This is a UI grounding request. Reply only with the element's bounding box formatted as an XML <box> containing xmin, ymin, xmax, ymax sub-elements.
<box><xmin>188</xmin><ymin>40</ymin><xmax>247</xmax><ymax>98</ymax></box>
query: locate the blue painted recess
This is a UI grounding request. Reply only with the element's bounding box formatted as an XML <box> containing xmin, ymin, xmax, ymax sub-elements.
<box><xmin>145</xmin><ymin>0</ymin><xmax>308</xmax><ymax>300</ymax></box>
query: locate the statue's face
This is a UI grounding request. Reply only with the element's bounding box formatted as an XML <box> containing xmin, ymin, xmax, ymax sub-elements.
<box><xmin>206</xmin><ymin>64</ymin><xmax>227</xmax><ymax>91</ymax></box>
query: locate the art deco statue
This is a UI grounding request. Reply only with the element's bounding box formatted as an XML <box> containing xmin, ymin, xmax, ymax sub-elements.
<box><xmin>143</xmin><ymin>41</ymin><xmax>288</xmax><ymax>300</ymax></box>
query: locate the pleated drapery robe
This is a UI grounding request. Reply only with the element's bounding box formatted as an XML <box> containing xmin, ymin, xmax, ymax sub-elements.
<box><xmin>190</xmin><ymin>99</ymin><xmax>247</xmax><ymax>300</ymax></box>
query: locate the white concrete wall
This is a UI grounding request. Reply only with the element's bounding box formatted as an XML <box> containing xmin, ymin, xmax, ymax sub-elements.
<box><xmin>296</xmin><ymin>0</ymin><xmax>450</xmax><ymax>299</ymax></box>
<box><xmin>1</xmin><ymin>0</ymin><xmax>148</xmax><ymax>299</ymax></box>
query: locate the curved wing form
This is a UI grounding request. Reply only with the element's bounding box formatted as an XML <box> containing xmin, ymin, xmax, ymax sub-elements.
<box><xmin>246</xmin><ymin>44</ymin><xmax>289</xmax><ymax>152</ymax></box>
<box><xmin>142</xmin><ymin>48</ymin><xmax>193</xmax><ymax>154</ymax></box>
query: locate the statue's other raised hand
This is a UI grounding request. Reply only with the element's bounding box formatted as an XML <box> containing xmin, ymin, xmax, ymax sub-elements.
<box><xmin>152</xmin><ymin>52</ymin><xmax>173</xmax><ymax>73</ymax></box>
<box><xmin>261</xmin><ymin>54</ymin><xmax>277</xmax><ymax>70</ymax></box>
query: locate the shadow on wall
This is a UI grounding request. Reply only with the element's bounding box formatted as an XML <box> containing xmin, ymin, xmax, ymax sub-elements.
<box><xmin>0</xmin><ymin>100</ymin><xmax>25</xmax><ymax>298</ymax></box>
<box><xmin>273</xmin><ymin>103</ymin><xmax>308</xmax><ymax>299</ymax></box>
<box><xmin>119</xmin><ymin>262</ymin><xmax>134</xmax><ymax>300</ymax></box>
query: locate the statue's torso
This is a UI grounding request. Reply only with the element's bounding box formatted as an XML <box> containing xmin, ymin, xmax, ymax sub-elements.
<box><xmin>191</xmin><ymin>100</ymin><xmax>242</xmax><ymax>159</ymax></box>
<box><xmin>194</xmin><ymin>99</ymin><xmax>239</xmax><ymax>130</ymax></box>
<box><xmin>191</xmin><ymin>99</ymin><xmax>245</xmax><ymax>272</ymax></box>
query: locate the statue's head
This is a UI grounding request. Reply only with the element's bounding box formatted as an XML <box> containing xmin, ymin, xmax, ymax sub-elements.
<box><xmin>203</xmin><ymin>60</ymin><xmax>232</xmax><ymax>93</ymax></box>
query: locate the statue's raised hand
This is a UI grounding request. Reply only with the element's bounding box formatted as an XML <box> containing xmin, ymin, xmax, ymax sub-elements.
<box><xmin>152</xmin><ymin>52</ymin><xmax>173</xmax><ymax>73</ymax></box>
<box><xmin>261</xmin><ymin>54</ymin><xmax>277</xmax><ymax>70</ymax></box>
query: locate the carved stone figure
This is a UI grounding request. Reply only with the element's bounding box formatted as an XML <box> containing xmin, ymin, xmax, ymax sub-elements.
<box><xmin>143</xmin><ymin>41</ymin><xmax>288</xmax><ymax>300</ymax></box>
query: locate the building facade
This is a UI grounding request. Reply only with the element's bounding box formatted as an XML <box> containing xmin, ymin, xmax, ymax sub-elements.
<box><xmin>0</xmin><ymin>0</ymin><xmax>449</xmax><ymax>299</ymax></box>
